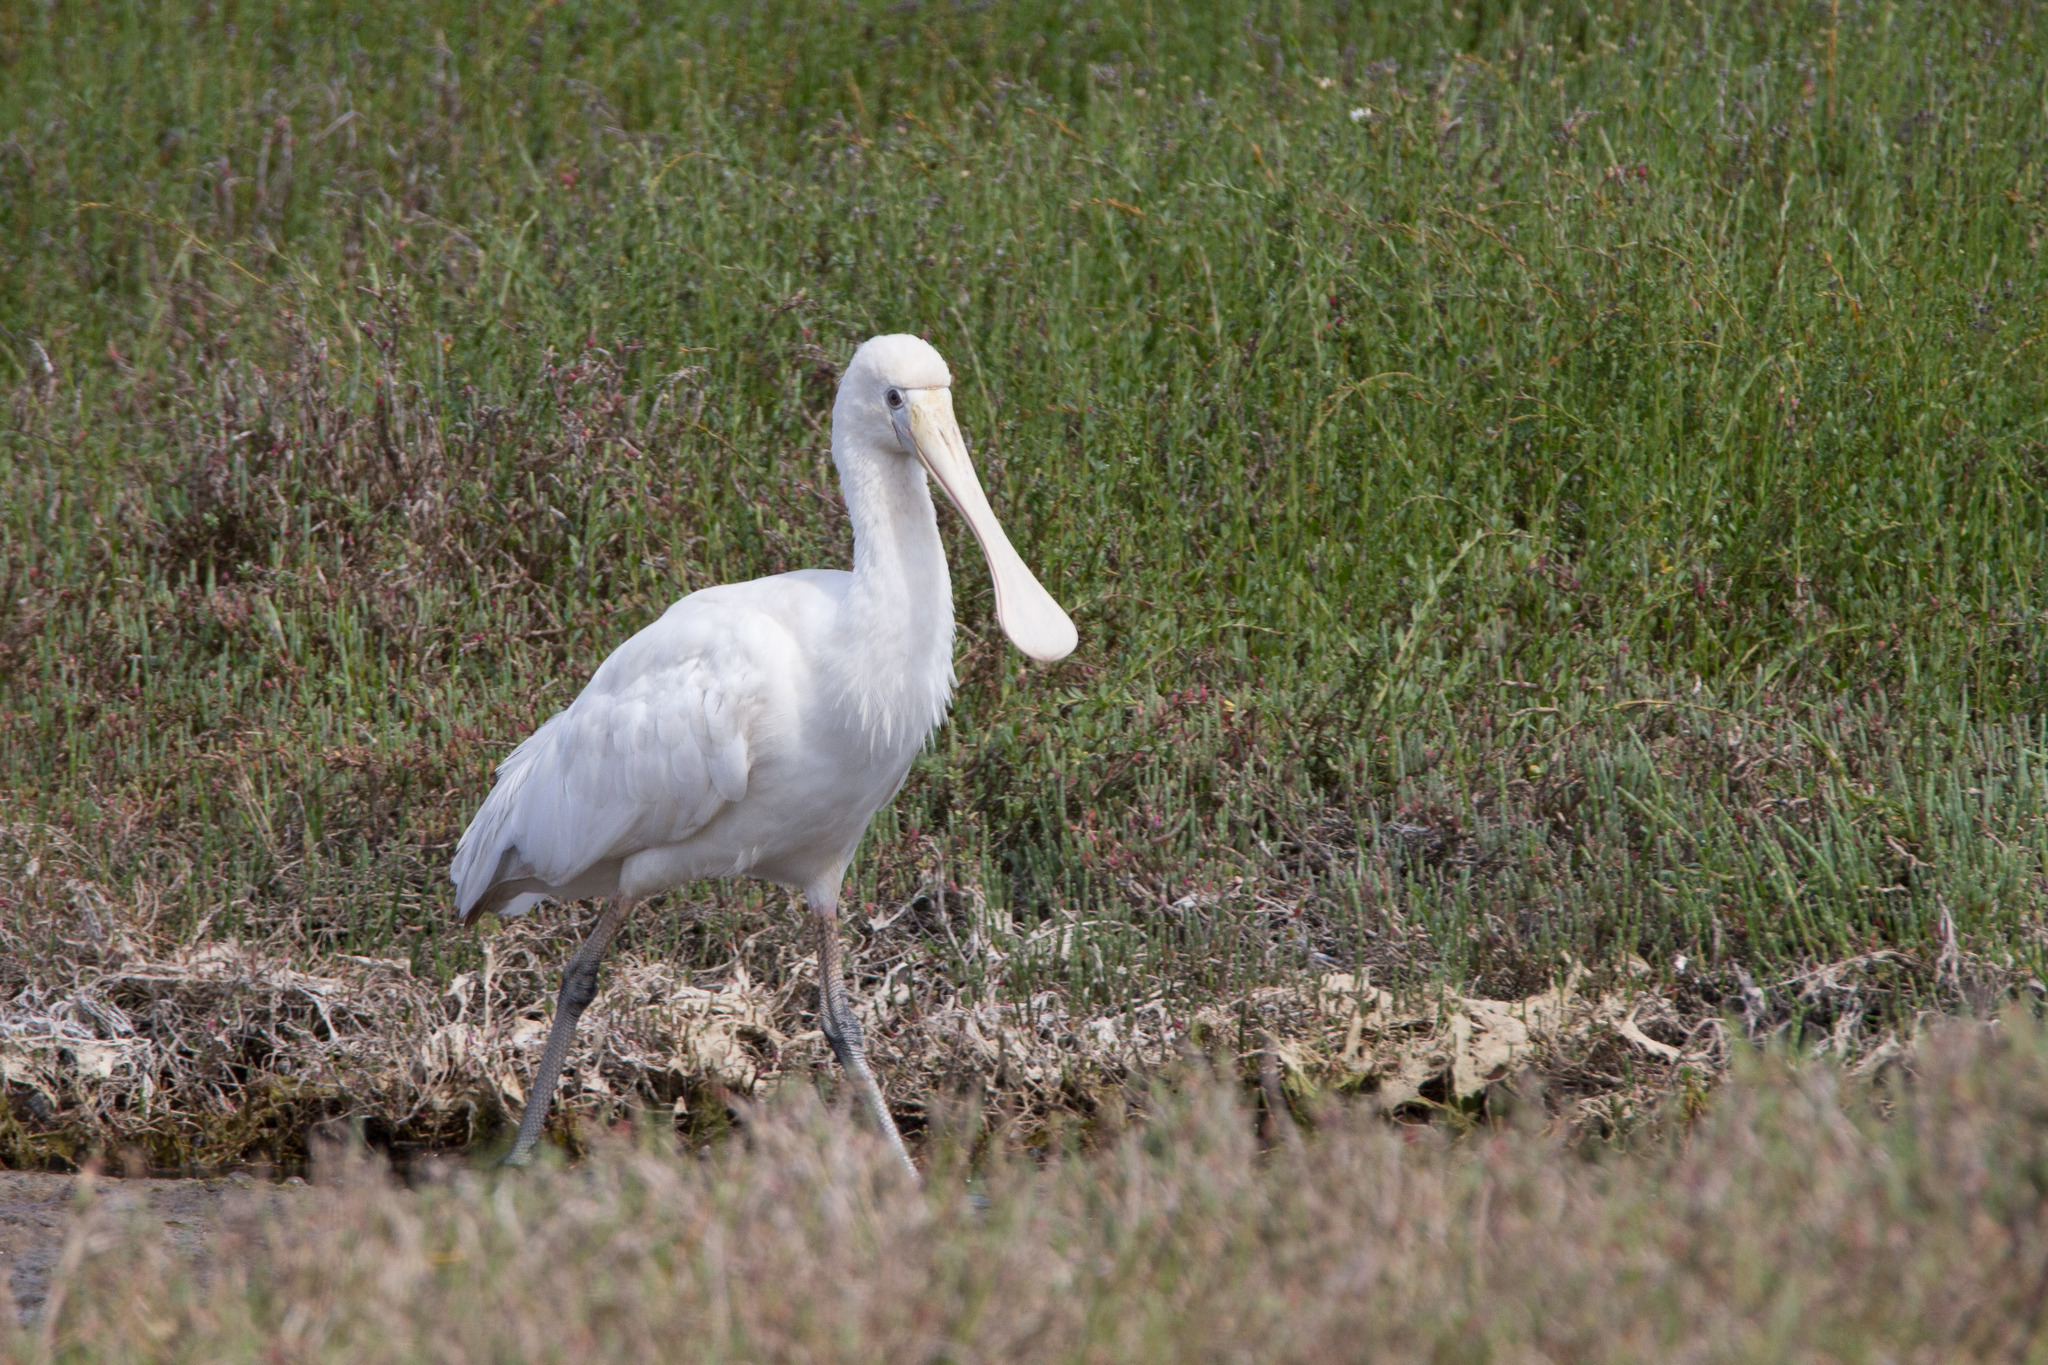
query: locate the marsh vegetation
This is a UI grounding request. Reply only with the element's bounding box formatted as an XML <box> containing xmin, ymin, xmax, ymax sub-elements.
<box><xmin>1</xmin><ymin>0</ymin><xmax>2046</xmax><ymax>1302</ymax></box>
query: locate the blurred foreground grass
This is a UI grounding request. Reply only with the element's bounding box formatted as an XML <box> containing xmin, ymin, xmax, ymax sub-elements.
<box><xmin>2</xmin><ymin>0</ymin><xmax>2047</xmax><ymax>1166</ymax></box>
<box><xmin>12</xmin><ymin>1018</ymin><xmax>2048</xmax><ymax>1360</ymax></box>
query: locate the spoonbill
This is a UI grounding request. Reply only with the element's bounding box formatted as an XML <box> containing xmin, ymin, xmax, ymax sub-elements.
<box><xmin>450</xmin><ymin>334</ymin><xmax>1076</xmax><ymax>1174</ymax></box>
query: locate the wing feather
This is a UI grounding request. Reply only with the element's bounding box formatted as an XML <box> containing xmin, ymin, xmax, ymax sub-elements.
<box><xmin>449</xmin><ymin>600</ymin><xmax>764</xmax><ymax>920</ymax></box>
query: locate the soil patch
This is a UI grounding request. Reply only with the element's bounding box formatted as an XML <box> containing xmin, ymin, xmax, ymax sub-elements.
<box><xmin>1</xmin><ymin>1171</ymin><xmax>304</xmax><ymax>1325</ymax></box>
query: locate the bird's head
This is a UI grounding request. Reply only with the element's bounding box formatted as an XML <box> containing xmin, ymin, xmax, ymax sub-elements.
<box><xmin>834</xmin><ymin>334</ymin><xmax>1076</xmax><ymax>665</ymax></box>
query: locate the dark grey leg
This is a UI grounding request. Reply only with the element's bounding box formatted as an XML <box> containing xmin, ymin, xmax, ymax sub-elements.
<box><xmin>504</xmin><ymin>899</ymin><xmax>634</xmax><ymax>1168</ymax></box>
<box><xmin>812</xmin><ymin>884</ymin><xmax>916</xmax><ymax>1180</ymax></box>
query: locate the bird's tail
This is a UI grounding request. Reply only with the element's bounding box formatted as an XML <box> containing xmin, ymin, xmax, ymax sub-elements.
<box><xmin>448</xmin><ymin>714</ymin><xmax>564</xmax><ymax>923</ymax></box>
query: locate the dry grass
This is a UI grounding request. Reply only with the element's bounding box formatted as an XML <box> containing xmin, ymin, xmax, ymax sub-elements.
<box><xmin>8</xmin><ymin>1014</ymin><xmax>2048</xmax><ymax>1361</ymax></box>
<box><xmin>3</xmin><ymin>816</ymin><xmax>1753</xmax><ymax>1170</ymax></box>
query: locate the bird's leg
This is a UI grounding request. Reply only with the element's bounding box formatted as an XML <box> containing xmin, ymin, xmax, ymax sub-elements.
<box><xmin>504</xmin><ymin>898</ymin><xmax>634</xmax><ymax>1168</ymax></box>
<box><xmin>812</xmin><ymin>889</ymin><xmax>917</xmax><ymax>1179</ymax></box>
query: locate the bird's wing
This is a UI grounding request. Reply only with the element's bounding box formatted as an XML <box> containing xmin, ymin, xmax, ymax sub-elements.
<box><xmin>448</xmin><ymin>599</ymin><xmax>769</xmax><ymax>921</ymax></box>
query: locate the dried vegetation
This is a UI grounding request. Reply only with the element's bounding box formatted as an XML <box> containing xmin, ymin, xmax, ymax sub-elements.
<box><xmin>13</xmin><ymin>1017</ymin><xmax>2048</xmax><ymax>1359</ymax></box>
<box><xmin>0</xmin><ymin>815</ymin><xmax>1999</xmax><ymax>1172</ymax></box>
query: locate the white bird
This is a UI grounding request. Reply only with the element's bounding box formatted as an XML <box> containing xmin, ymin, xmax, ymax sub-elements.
<box><xmin>450</xmin><ymin>334</ymin><xmax>1076</xmax><ymax>1174</ymax></box>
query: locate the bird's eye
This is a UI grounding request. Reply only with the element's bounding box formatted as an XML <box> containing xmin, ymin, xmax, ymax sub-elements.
<box><xmin>886</xmin><ymin>388</ymin><xmax>904</xmax><ymax>410</ymax></box>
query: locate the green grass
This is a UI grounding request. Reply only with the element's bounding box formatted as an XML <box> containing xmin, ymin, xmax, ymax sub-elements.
<box><xmin>3</xmin><ymin>0</ymin><xmax>2048</xmax><ymax>1163</ymax></box>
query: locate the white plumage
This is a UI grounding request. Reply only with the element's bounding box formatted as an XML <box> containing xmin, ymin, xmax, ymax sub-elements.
<box><xmin>450</xmin><ymin>334</ymin><xmax>1075</xmax><ymax>1173</ymax></box>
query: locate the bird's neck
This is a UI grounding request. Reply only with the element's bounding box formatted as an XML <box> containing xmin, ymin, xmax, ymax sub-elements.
<box><xmin>833</xmin><ymin>445</ymin><xmax>956</xmax><ymax>747</ymax></box>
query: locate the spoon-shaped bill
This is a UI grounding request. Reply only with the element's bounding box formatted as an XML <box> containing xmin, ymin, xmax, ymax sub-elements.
<box><xmin>905</xmin><ymin>389</ymin><xmax>1077</xmax><ymax>664</ymax></box>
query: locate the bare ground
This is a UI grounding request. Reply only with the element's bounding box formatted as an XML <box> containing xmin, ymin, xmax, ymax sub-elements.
<box><xmin>1</xmin><ymin>1170</ymin><xmax>311</xmax><ymax>1326</ymax></box>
